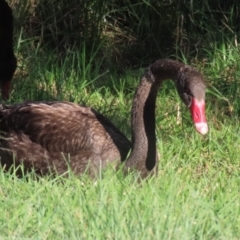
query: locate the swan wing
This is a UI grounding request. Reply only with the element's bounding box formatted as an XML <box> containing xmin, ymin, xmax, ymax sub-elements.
<box><xmin>0</xmin><ymin>101</ymin><xmax>102</xmax><ymax>153</ymax></box>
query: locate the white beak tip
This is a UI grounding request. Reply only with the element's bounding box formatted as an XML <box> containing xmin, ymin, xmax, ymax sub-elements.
<box><xmin>195</xmin><ymin>123</ymin><xmax>208</xmax><ymax>135</ymax></box>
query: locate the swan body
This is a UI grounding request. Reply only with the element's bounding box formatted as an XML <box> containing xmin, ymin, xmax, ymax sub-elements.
<box><xmin>0</xmin><ymin>59</ymin><xmax>208</xmax><ymax>177</ymax></box>
<box><xmin>0</xmin><ymin>101</ymin><xmax>131</xmax><ymax>176</ymax></box>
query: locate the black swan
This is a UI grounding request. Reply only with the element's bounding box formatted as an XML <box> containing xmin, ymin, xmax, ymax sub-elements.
<box><xmin>0</xmin><ymin>59</ymin><xmax>208</xmax><ymax>178</ymax></box>
<box><xmin>0</xmin><ymin>0</ymin><xmax>17</xmax><ymax>99</ymax></box>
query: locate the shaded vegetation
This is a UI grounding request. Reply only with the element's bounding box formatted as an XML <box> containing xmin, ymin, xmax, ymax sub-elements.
<box><xmin>9</xmin><ymin>0</ymin><xmax>240</xmax><ymax>69</ymax></box>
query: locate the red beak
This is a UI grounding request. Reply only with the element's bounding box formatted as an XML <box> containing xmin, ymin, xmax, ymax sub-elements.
<box><xmin>1</xmin><ymin>81</ymin><xmax>11</xmax><ymax>100</ymax></box>
<box><xmin>190</xmin><ymin>98</ymin><xmax>208</xmax><ymax>135</ymax></box>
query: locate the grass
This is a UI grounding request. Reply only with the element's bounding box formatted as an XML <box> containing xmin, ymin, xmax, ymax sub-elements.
<box><xmin>1</xmin><ymin>0</ymin><xmax>240</xmax><ymax>239</ymax></box>
<box><xmin>0</xmin><ymin>135</ymin><xmax>239</xmax><ymax>239</ymax></box>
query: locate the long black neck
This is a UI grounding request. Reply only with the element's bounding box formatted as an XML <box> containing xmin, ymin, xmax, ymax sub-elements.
<box><xmin>124</xmin><ymin>68</ymin><xmax>160</xmax><ymax>178</ymax></box>
<box><xmin>125</xmin><ymin>59</ymin><xmax>185</xmax><ymax>178</ymax></box>
<box><xmin>0</xmin><ymin>0</ymin><xmax>15</xmax><ymax>59</ymax></box>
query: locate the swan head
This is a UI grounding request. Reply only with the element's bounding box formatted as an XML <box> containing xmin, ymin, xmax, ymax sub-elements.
<box><xmin>175</xmin><ymin>66</ymin><xmax>208</xmax><ymax>135</ymax></box>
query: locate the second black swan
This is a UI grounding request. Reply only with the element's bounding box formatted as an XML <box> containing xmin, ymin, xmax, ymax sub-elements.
<box><xmin>0</xmin><ymin>0</ymin><xmax>17</xmax><ymax>99</ymax></box>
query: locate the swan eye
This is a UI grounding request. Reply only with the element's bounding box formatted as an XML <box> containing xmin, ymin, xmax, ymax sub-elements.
<box><xmin>183</xmin><ymin>89</ymin><xmax>192</xmax><ymax>107</ymax></box>
<box><xmin>185</xmin><ymin>87</ymin><xmax>191</xmax><ymax>95</ymax></box>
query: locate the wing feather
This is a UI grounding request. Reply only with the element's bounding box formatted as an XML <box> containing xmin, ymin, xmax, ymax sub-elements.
<box><xmin>1</xmin><ymin>102</ymin><xmax>107</xmax><ymax>153</ymax></box>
